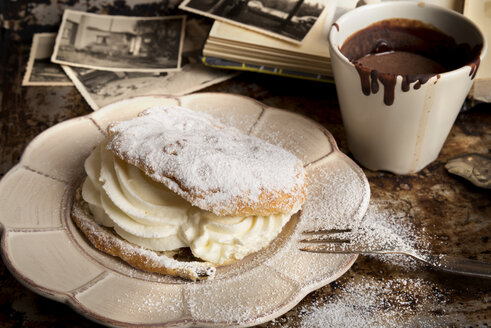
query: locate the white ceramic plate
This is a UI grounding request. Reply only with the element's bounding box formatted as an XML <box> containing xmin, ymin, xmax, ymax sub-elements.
<box><xmin>0</xmin><ymin>93</ymin><xmax>370</xmax><ymax>327</ymax></box>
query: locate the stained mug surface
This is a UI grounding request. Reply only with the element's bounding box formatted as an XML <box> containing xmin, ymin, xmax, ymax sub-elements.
<box><xmin>328</xmin><ymin>1</ymin><xmax>487</xmax><ymax>174</ymax></box>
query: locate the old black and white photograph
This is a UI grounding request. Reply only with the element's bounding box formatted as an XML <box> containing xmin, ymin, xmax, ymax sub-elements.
<box><xmin>62</xmin><ymin>19</ymin><xmax>238</xmax><ymax>110</ymax></box>
<box><xmin>22</xmin><ymin>33</ymin><xmax>73</xmax><ymax>86</ymax></box>
<box><xmin>52</xmin><ymin>10</ymin><xmax>185</xmax><ymax>72</ymax></box>
<box><xmin>179</xmin><ymin>0</ymin><xmax>326</xmax><ymax>43</ymax></box>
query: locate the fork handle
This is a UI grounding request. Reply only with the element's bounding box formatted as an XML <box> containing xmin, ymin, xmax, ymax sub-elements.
<box><xmin>427</xmin><ymin>255</ymin><xmax>491</xmax><ymax>278</ymax></box>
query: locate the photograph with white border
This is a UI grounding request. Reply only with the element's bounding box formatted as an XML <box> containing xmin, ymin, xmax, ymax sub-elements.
<box><xmin>52</xmin><ymin>10</ymin><xmax>185</xmax><ymax>72</ymax></box>
<box><xmin>62</xmin><ymin>19</ymin><xmax>238</xmax><ymax>110</ymax></box>
<box><xmin>179</xmin><ymin>0</ymin><xmax>326</xmax><ymax>43</ymax></box>
<box><xmin>22</xmin><ymin>33</ymin><xmax>73</xmax><ymax>86</ymax></box>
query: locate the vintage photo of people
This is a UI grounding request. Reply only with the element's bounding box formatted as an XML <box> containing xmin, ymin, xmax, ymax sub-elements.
<box><xmin>179</xmin><ymin>0</ymin><xmax>326</xmax><ymax>43</ymax></box>
<box><xmin>62</xmin><ymin>19</ymin><xmax>238</xmax><ymax>110</ymax></box>
<box><xmin>22</xmin><ymin>33</ymin><xmax>73</xmax><ymax>86</ymax></box>
<box><xmin>52</xmin><ymin>10</ymin><xmax>186</xmax><ymax>72</ymax></box>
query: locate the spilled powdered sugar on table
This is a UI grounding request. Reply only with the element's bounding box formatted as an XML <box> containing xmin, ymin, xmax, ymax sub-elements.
<box><xmin>295</xmin><ymin>274</ymin><xmax>454</xmax><ymax>328</ymax></box>
<box><xmin>261</xmin><ymin>198</ymin><xmax>482</xmax><ymax>327</ymax></box>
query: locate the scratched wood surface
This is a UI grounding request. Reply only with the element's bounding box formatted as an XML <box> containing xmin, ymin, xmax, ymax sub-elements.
<box><xmin>1</xmin><ymin>1</ymin><xmax>490</xmax><ymax>327</ymax></box>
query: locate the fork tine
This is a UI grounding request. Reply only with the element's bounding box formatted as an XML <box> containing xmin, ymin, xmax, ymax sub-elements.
<box><xmin>300</xmin><ymin>246</ymin><xmax>353</xmax><ymax>253</ymax></box>
<box><xmin>300</xmin><ymin>228</ymin><xmax>352</xmax><ymax>244</ymax></box>
<box><xmin>299</xmin><ymin>238</ymin><xmax>351</xmax><ymax>244</ymax></box>
<box><xmin>299</xmin><ymin>228</ymin><xmax>355</xmax><ymax>253</ymax></box>
<box><xmin>302</xmin><ymin>228</ymin><xmax>352</xmax><ymax>235</ymax></box>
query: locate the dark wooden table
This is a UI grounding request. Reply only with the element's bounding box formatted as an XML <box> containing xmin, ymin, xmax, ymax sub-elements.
<box><xmin>1</xmin><ymin>38</ymin><xmax>490</xmax><ymax>327</ymax></box>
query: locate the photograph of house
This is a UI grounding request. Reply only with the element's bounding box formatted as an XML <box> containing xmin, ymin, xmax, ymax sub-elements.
<box><xmin>61</xmin><ymin>18</ymin><xmax>237</xmax><ymax>110</ymax></box>
<box><xmin>52</xmin><ymin>10</ymin><xmax>185</xmax><ymax>72</ymax></box>
<box><xmin>180</xmin><ymin>0</ymin><xmax>325</xmax><ymax>42</ymax></box>
<box><xmin>22</xmin><ymin>33</ymin><xmax>72</xmax><ymax>86</ymax></box>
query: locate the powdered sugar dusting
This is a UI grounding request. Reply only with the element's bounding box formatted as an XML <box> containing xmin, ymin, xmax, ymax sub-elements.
<box><xmin>301</xmin><ymin>157</ymin><xmax>369</xmax><ymax>231</ymax></box>
<box><xmin>107</xmin><ymin>105</ymin><xmax>306</xmax><ymax>216</ymax></box>
<box><xmin>185</xmin><ymin>266</ymin><xmax>295</xmax><ymax>324</ymax></box>
<box><xmin>114</xmin><ymin>285</ymin><xmax>183</xmax><ymax>317</ymax></box>
<box><xmin>302</xmin><ymin>194</ymin><xmax>432</xmax><ymax>271</ymax></box>
<box><xmin>320</xmin><ymin>202</ymin><xmax>430</xmax><ymax>259</ymax></box>
<box><xmin>296</xmin><ymin>275</ymin><xmax>452</xmax><ymax>328</ymax></box>
<box><xmin>267</xmin><ymin>242</ymin><xmax>351</xmax><ymax>287</ymax></box>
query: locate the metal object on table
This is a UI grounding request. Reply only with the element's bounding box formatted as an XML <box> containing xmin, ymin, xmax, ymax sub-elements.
<box><xmin>299</xmin><ymin>229</ymin><xmax>491</xmax><ymax>279</ymax></box>
<box><xmin>445</xmin><ymin>153</ymin><xmax>491</xmax><ymax>189</ymax></box>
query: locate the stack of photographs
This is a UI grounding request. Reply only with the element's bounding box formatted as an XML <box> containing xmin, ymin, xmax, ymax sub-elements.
<box><xmin>202</xmin><ymin>14</ymin><xmax>333</xmax><ymax>81</ymax></box>
<box><xmin>179</xmin><ymin>0</ymin><xmax>340</xmax><ymax>82</ymax></box>
<box><xmin>22</xmin><ymin>33</ymin><xmax>73</xmax><ymax>86</ymax></box>
<box><xmin>23</xmin><ymin>10</ymin><xmax>237</xmax><ymax>110</ymax></box>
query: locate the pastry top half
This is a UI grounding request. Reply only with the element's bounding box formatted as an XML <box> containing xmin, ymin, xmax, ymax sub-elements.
<box><xmin>106</xmin><ymin>106</ymin><xmax>307</xmax><ymax>217</ymax></box>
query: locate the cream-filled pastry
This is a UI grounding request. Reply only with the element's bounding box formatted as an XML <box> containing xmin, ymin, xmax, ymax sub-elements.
<box><xmin>72</xmin><ymin>105</ymin><xmax>306</xmax><ymax>280</ymax></box>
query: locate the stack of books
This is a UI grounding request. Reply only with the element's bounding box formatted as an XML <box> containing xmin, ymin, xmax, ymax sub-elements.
<box><xmin>194</xmin><ymin>0</ymin><xmax>341</xmax><ymax>82</ymax></box>
<box><xmin>201</xmin><ymin>3</ymin><xmax>337</xmax><ymax>82</ymax></box>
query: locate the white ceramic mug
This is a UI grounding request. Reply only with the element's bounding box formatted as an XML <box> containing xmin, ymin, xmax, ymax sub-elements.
<box><xmin>328</xmin><ymin>1</ymin><xmax>487</xmax><ymax>174</ymax></box>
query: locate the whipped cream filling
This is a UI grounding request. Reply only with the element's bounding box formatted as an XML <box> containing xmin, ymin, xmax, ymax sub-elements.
<box><xmin>82</xmin><ymin>143</ymin><xmax>299</xmax><ymax>265</ymax></box>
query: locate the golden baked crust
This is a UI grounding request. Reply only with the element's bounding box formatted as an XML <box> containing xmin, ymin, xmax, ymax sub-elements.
<box><xmin>71</xmin><ymin>188</ymin><xmax>216</xmax><ymax>281</ymax></box>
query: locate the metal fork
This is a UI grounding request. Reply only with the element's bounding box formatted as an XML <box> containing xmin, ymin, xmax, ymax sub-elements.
<box><xmin>299</xmin><ymin>228</ymin><xmax>491</xmax><ymax>279</ymax></box>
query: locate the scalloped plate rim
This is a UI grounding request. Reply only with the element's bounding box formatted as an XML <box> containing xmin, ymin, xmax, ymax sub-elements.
<box><xmin>0</xmin><ymin>93</ymin><xmax>369</xmax><ymax>327</ymax></box>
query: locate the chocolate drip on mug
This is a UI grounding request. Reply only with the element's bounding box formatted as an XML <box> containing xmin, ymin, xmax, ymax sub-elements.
<box><xmin>355</xmin><ymin>64</ymin><xmax>436</xmax><ymax>106</ymax></box>
<box><xmin>401</xmin><ymin>75</ymin><xmax>432</xmax><ymax>91</ymax></box>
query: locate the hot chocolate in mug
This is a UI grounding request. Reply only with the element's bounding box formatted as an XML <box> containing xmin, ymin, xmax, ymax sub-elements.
<box><xmin>329</xmin><ymin>1</ymin><xmax>486</xmax><ymax>174</ymax></box>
